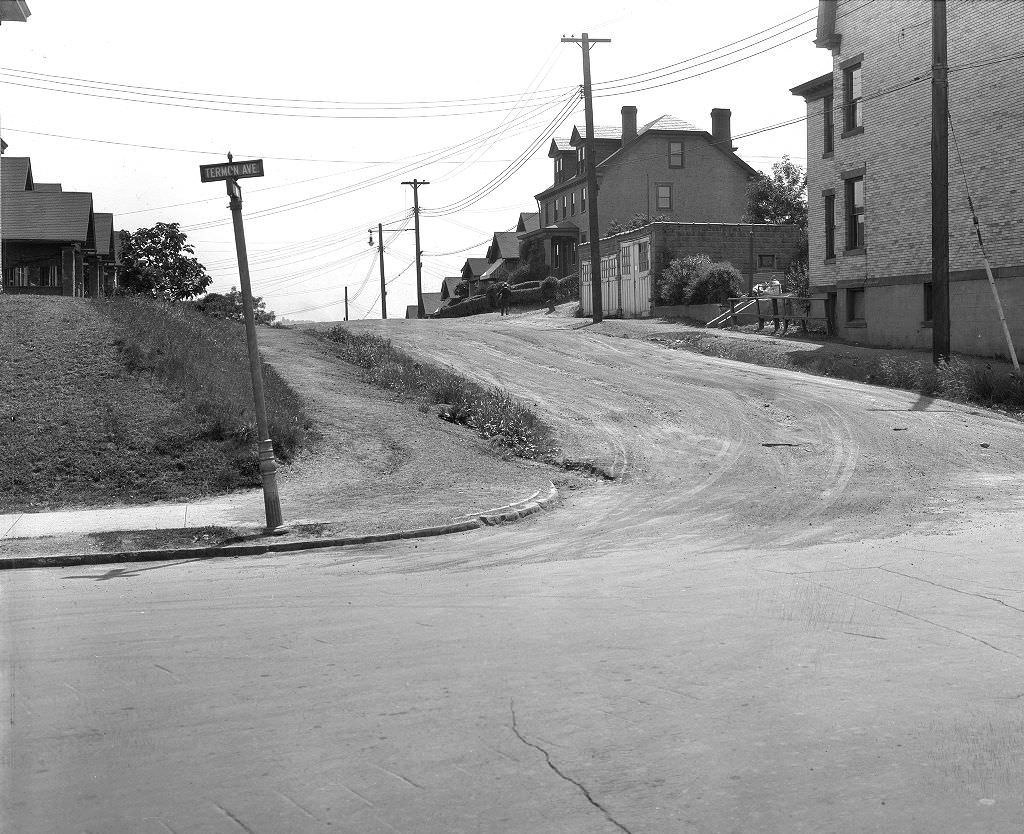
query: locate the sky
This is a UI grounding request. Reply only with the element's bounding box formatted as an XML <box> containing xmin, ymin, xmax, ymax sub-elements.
<box><xmin>0</xmin><ymin>0</ymin><xmax>831</xmax><ymax>321</ymax></box>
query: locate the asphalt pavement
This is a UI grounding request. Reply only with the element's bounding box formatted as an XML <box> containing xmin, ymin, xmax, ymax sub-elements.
<box><xmin>4</xmin><ymin>312</ymin><xmax>1024</xmax><ymax>833</ymax></box>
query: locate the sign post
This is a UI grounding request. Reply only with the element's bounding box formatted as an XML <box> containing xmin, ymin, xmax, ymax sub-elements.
<box><xmin>199</xmin><ymin>155</ymin><xmax>283</xmax><ymax>531</ymax></box>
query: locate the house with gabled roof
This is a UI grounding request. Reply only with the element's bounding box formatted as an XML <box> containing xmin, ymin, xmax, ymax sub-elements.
<box><xmin>439</xmin><ymin>275</ymin><xmax>464</xmax><ymax>303</ymax></box>
<box><xmin>525</xmin><ymin>105</ymin><xmax>760</xmax><ymax>278</ymax></box>
<box><xmin>460</xmin><ymin>256</ymin><xmax>490</xmax><ymax>297</ymax></box>
<box><xmin>1</xmin><ymin>155</ymin><xmax>102</xmax><ymax>297</ymax></box>
<box><xmin>478</xmin><ymin>230</ymin><xmax>522</xmax><ymax>288</ymax></box>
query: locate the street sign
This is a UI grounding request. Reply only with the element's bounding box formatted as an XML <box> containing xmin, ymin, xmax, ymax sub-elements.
<box><xmin>199</xmin><ymin>159</ymin><xmax>264</xmax><ymax>183</ymax></box>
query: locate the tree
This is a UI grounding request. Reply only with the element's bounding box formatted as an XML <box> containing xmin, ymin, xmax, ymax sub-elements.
<box><xmin>745</xmin><ymin>156</ymin><xmax>808</xmax><ymax>230</ymax></box>
<box><xmin>607</xmin><ymin>212</ymin><xmax>670</xmax><ymax>236</ymax></box>
<box><xmin>195</xmin><ymin>287</ymin><xmax>276</xmax><ymax>325</ymax></box>
<box><xmin>119</xmin><ymin>222</ymin><xmax>212</xmax><ymax>301</ymax></box>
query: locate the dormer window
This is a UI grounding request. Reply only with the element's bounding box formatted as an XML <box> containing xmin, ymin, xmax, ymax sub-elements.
<box><xmin>555</xmin><ymin>157</ymin><xmax>563</xmax><ymax>182</ymax></box>
<box><xmin>577</xmin><ymin>146</ymin><xmax>585</xmax><ymax>171</ymax></box>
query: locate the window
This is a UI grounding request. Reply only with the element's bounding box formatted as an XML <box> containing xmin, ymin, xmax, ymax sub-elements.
<box><xmin>554</xmin><ymin>198</ymin><xmax>559</xmax><ymax>221</ymax></box>
<box><xmin>669</xmin><ymin>141</ymin><xmax>684</xmax><ymax>168</ymax></box>
<box><xmin>824</xmin><ymin>193</ymin><xmax>836</xmax><ymax>260</ymax></box>
<box><xmin>823</xmin><ymin>94</ymin><xmax>834</xmax><ymax>155</ymax></box>
<box><xmin>562</xmin><ymin>195</ymin><xmax>568</xmax><ymax>218</ymax></box>
<box><xmin>581</xmin><ymin>186</ymin><xmax>587</xmax><ymax>213</ymax></box>
<box><xmin>577</xmin><ymin>146</ymin><xmax>585</xmax><ymax>170</ymax></box>
<box><xmin>846</xmin><ymin>287</ymin><xmax>866</xmax><ymax>322</ymax></box>
<box><xmin>570</xmin><ymin>242</ymin><xmax>578</xmax><ymax>266</ymax></box>
<box><xmin>846</xmin><ymin>176</ymin><xmax>865</xmax><ymax>250</ymax></box>
<box><xmin>656</xmin><ymin>184</ymin><xmax>672</xmax><ymax>211</ymax></box>
<box><xmin>544</xmin><ymin>202</ymin><xmax>550</xmax><ymax>225</ymax></box>
<box><xmin>5</xmin><ymin>265</ymin><xmax>58</xmax><ymax>288</ymax></box>
<box><xmin>555</xmin><ymin>157</ymin><xmax>563</xmax><ymax>181</ymax></box>
<box><xmin>570</xmin><ymin>191</ymin><xmax>576</xmax><ymax>216</ymax></box>
<box><xmin>553</xmin><ymin>245</ymin><xmax>560</xmax><ymax>270</ymax></box>
<box><xmin>923</xmin><ymin>282</ymin><xmax>933</xmax><ymax>323</ymax></box>
<box><xmin>581</xmin><ymin>261</ymin><xmax>591</xmax><ymax>283</ymax></box>
<box><xmin>620</xmin><ymin>245</ymin><xmax>632</xmax><ymax>275</ymax></box>
<box><xmin>638</xmin><ymin>241</ymin><xmax>650</xmax><ymax>272</ymax></box>
<box><xmin>757</xmin><ymin>254</ymin><xmax>776</xmax><ymax>270</ymax></box>
<box><xmin>844</xmin><ymin>63</ymin><xmax>862</xmax><ymax>131</ymax></box>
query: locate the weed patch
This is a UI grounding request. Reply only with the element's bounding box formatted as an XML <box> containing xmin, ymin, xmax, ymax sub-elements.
<box><xmin>319</xmin><ymin>328</ymin><xmax>554</xmax><ymax>459</ymax></box>
<box><xmin>657</xmin><ymin>331</ymin><xmax>1024</xmax><ymax>414</ymax></box>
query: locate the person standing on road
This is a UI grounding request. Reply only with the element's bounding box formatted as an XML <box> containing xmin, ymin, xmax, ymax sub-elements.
<box><xmin>498</xmin><ymin>282</ymin><xmax>513</xmax><ymax>316</ymax></box>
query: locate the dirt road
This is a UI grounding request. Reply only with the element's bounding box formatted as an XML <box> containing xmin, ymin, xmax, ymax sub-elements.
<box><xmin>343</xmin><ymin>310</ymin><xmax>1024</xmax><ymax>555</ymax></box>
<box><xmin>6</xmin><ymin>311</ymin><xmax>1024</xmax><ymax>833</ymax></box>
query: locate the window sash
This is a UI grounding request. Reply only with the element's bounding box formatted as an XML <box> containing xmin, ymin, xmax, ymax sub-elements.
<box><xmin>824</xmin><ymin>194</ymin><xmax>836</xmax><ymax>259</ymax></box>
<box><xmin>823</xmin><ymin>95</ymin><xmax>834</xmax><ymax>153</ymax></box>
<box><xmin>638</xmin><ymin>241</ymin><xmax>650</xmax><ymax>272</ymax></box>
<box><xmin>570</xmin><ymin>192</ymin><xmax>576</xmax><ymax>216</ymax></box>
<box><xmin>581</xmin><ymin>187</ymin><xmax>587</xmax><ymax>212</ymax></box>
<box><xmin>845</xmin><ymin>65</ymin><xmax>863</xmax><ymax>129</ymax></box>
<box><xmin>846</xmin><ymin>177</ymin><xmax>865</xmax><ymax>249</ymax></box>
<box><xmin>668</xmin><ymin>141</ymin><xmax>684</xmax><ymax>167</ymax></box>
<box><xmin>656</xmin><ymin>185</ymin><xmax>672</xmax><ymax>211</ymax></box>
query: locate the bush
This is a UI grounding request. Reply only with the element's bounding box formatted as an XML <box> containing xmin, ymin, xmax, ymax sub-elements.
<box><xmin>319</xmin><ymin>329</ymin><xmax>554</xmax><ymax>457</ymax></box>
<box><xmin>485</xmin><ymin>283</ymin><xmax>501</xmax><ymax>308</ymax></box>
<box><xmin>540</xmin><ymin>275</ymin><xmax>559</xmax><ymax>300</ymax></box>
<box><xmin>432</xmin><ymin>295</ymin><xmax>490</xmax><ymax>318</ymax></box>
<box><xmin>685</xmin><ymin>261</ymin><xmax>742</xmax><ymax>305</ymax></box>
<box><xmin>657</xmin><ymin>255</ymin><xmax>712</xmax><ymax>305</ymax></box>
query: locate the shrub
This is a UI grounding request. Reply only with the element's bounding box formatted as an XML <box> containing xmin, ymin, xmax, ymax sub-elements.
<box><xmin>685</xmin><ymin>261</ymin><xmax>742</xmax><ymax>305</ymax></box>
<box><xmin>540</xmin><ymin>275</ymin><xmax>559</xmax><ymax>300</ymax></box>
<box><xmin>319</xmin><ymin>329</ymin><xmax>554</xmax><ymax>457</ymax></box>
<box><xmin>657</xmin><ymin>255</ymin><xmax>711</xmax><ymax>305</ymax></box>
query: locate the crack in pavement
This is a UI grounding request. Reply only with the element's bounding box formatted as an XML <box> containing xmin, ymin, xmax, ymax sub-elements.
<box><xmin>877</xmin><ymin>566</ymin><xmax>1024</xmax><ymax>615</ymax></box>
<box><xmin>791</xmin><ymin>576</ymin><xmax>1023</xmax><ymax>660</ymax></box>
<box><xmin>509</xmin><ymin>700</ymin><xmax>633</xmax><ymax>834</ymax></box>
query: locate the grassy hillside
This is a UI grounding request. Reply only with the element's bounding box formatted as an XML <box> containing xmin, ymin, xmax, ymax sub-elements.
<box><xmin>0</xmin><ymin>296</ymin><xmax>313</xmax><ymax>514</ymax></box>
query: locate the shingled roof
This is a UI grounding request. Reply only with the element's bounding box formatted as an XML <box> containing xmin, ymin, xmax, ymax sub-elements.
<box><xmin>34</xmin><ymin>182</ymin><xmax>63</xmax><ymax>192</ymax></box>
<box><xmin>548</xmin><ymin>137</ymin><xmax>574</xmax><ymax>156</ymax></box>
<box><xmin>487</xmin><ymin>231</ymin><xmax>520</xmax><ymax>262</ymax></box>
<box><xmin>94</xmin><ymin>212</ymin><xmax>115</xmax><ymax>256</ymax></box>
<box><xmin>461</xmin><ymin>257</ymin><xmax>490</xmax><ymax>278</ymax></box>
<box><xmin>1</xmin><ymin>156</ymin><xmax>33</xmax><ymax>191</ymax></box>
<box><xmin>639</xmin><ymin>115</ymin><xmax>700</xmax><ymax>133</ymax></box>
<box><xmin>569</xmin><ymin>125</ymin><xmax>622</xmax><ymax>144</ymax></box>
<box><xmin>1</xmin><ymin>190</ymin><xmax>95</xmax><ymax>245</ymax></box>
<box><xmin>517</xmin><ymin>212</ymin><xmax>540</xmax><ymax>234</ymax></box>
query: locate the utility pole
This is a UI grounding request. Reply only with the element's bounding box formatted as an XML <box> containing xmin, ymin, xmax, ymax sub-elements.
<box><xmin>401</xmin><ymin>179</ymin><xmax>429</xmax><ymax>318</ymax></box>
<box><xmin>376</xmin><ymin>222</ymin><xmax>387</xmax><ymax>319</ymax></box>
<box><xmin>932</xmin><ymin>0</ymin><xmax>950</xmax><ymax>364</ymax></box>
<box><xmin>562</xmin><ymin>32</ymin><xmax>611</xmax><ymax>323</ymax></box>
<box><xmin>344</xmin><ymin>285</ymin><xmax>349</xmax><ymax>321</ymax></box>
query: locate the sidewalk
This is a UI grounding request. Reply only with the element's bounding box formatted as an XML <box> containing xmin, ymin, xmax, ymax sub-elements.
<box><xmin>0</xmin><ymin>483</ymin><xmax>562</xmax><ymax>569</ymax></box>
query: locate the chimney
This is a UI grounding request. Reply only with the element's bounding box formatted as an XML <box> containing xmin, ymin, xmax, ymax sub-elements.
<box><xmin>621</xmin><ymin>106</ymin><xmax>637</xmax><ymax>143</ymax></box>
<box><xmin>711</xmin><ymin>108</ymin><xmax>733</xmax><ymax>149</ymax></box>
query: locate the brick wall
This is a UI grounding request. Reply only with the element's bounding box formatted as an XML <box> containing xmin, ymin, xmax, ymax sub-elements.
<box><xmin>580</xmin><ymin>222</ymin><xmax>805</xmax><ymax>277</ymax></box>
<box><xmin>800</xmin><ymin>0</ymin><xmax>1024</xmax><ymax>357</ymax></box>
<box><xmin>538</xmin><ymin>131</ymin><xmax>753</xmax><ymax>242</ymax></box>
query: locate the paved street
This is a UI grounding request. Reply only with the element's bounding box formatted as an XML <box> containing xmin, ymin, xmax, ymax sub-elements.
<box><xmin>5</xmin><ymin>318</ymin><xmax>1024</xmax><ymax>832</ymax></box>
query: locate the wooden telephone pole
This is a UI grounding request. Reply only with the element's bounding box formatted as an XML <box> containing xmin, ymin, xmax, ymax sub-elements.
<box><xmin>932</xmin><ymin>0</ymin><xmax>950</xmax><ymax>364</ymax></box>
<box><xmin>344</xmin><ymin>285</ymin><xmax>349</xmax><ymax>321</ymax></box>
<box><xmin>562</xmin><ymin>32</ymin><xmax>610</xmax><ymax>323</ymax></box>
<box><xmin>376</xmin><ymin>222</ymin><xmax>387</xmax><ymax>319</ymax></box>
<box><xmin>401</xmin><ymin>179</ymin><xmax>429</xmax><ymax>318</ymax></box>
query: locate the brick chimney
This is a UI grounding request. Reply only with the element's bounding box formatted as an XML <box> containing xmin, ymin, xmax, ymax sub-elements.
<box><xmin>711</xmin><ymin>108</ymin><xmax>733</xmax><ymax>149</ymax></box>
<box><xmin>621</xmin><ymin>106</ymin><xmax>637</xmax><ymax>143</ymax></box>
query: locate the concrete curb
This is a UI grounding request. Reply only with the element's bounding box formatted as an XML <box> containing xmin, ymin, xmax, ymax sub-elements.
<box><xmin>0</xmin><ymin>483</ymin><xmax>562</xmax><ymax>571</ymax></box>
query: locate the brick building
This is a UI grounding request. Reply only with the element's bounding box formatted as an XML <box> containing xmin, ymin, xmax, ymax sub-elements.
<box><xmin>579</xmin><ymin>221</ymin><xmax>806</xmax><ymax>318</ymax></box>
<box><xmin>522</xmin><ymin>105</ymin><xmax>759</xmax><ymax>279</ymax></box>
<box><xmin>792</xmin><ymin>0</ymin><xmax>1024</xmax><ymax>358</ymax></box>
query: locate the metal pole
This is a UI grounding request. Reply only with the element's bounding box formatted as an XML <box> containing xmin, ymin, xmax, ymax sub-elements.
<box><xmin>931</xmin><ymin>0</ymin><xmax>951</xmax><ymax>364</ymax></box>
<box><xmin>378</xmin><ymin>222</ymin><xmax>387</xmax><ymax>319</ymax></box>
<box><xmin>344</xmin><ymin>285</ymin><xmax>349</xmax><ymax>321</ymax></box>
<box><xmin>226</xmin><ymin>176</ymin><xmax>284</xmax><ymax>532</ymax></box>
